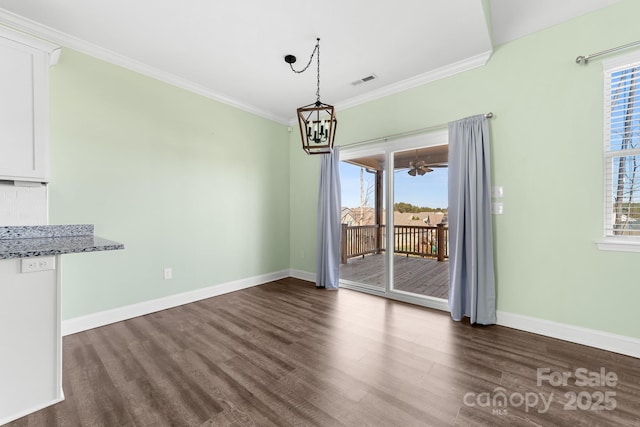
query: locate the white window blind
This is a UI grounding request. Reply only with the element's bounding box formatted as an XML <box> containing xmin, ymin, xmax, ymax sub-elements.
<box><xmin>603</xmin><ymin>53</ymin><xmax>640</xmax><ymax>239</ymax></box>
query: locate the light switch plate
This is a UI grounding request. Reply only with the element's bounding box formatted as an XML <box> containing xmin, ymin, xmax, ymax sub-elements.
<box><xmin>492</xmin><ymin>186</ymin><xmax>504</xmax><ymax>198</ymax></box>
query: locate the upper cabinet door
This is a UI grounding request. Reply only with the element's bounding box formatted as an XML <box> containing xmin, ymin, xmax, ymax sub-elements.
<box><xmin>0</xmin><ymin>28</ymin><xmax>59</xmax><ymax>182</ymax></box>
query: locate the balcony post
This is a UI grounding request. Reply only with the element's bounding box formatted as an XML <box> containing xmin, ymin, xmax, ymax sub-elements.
<box><xmin>341</xmin><ymin>223</ymin><xmax>348</xmax><ymax>264</ymax></box>
<box><xmin>375</xmin><ymin>170</ymin><xmax>383</xmax><ymax>254</ymax></box>
<box><xmin>437</xmin><ymin>223</ymin><xmax>445</xmax><ymax>262</ymax></box>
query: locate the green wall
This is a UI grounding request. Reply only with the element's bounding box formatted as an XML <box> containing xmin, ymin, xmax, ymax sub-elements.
<box><xmin>49</xmin><ymin>50</ymin><xmax>290</xmax><ymax>319</ymax></box>
<box><xmin>290</xmin><ymin>0</ymin><xmax>640</xmax><ymax>339</ymax></box>
<box><xmin>48</xmin><ymin>1</ymin><xmax>639</xmax><ymax>340</ymax></box>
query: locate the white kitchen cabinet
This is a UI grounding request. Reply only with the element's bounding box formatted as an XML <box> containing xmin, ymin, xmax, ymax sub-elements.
<box><xmin>0</xmin><ymin>27</ymin><xmax>59</xmax><ymax>182</ymax></box>
<box><xmin>0</xmin><ymin>256</ymin><xmax>63</xmax><ymax>425</ymax></box>
<box><xmin>0</xmin><ymin>225</ymin><xmax>124</xmax><ymax>424</ymax></box>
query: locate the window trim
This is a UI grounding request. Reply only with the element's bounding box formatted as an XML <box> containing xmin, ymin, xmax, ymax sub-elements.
<box><xmin>598</xmin><ymin>51</ymin><xmax>640</xmax><ymax>252</ymax></box>
<box><xmin>597</xmin><ymin>238</ymin><xmax>640</xmax><ymax>252</ymax></box>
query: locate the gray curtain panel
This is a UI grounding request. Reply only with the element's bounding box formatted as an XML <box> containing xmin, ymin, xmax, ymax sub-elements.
<box><xmin>316</xmin><ymin>146</ymin><xmax>341</xmax><ymax>289</ymax></box>
<box><xmin>448</xmin><ymin>115</ymin><xmax>496</xmax><ymax>324</ymax></box>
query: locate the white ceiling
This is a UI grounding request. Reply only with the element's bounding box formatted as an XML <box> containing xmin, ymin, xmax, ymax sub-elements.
<box><xmin>0</xmin><ymin>0</ymin><xmax>622</xmax><ymax>124</ymax></box>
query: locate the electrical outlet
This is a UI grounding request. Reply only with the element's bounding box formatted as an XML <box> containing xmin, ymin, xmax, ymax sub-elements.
<box><xmin>21</xmin><ymin>256</ymin><xmax>56</xmax><ymax>273</ymax></box>
<box><xmin>163</xmin><ymin>267</ymin><xmax>173</xmax><ymax>280</ymax></box>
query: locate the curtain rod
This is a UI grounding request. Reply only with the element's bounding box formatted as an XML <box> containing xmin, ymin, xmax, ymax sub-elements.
<box><xmin>576</xmin><ymin>40</ymin><xmax>640</xmax><ymax>64</ymax></box>
<box><xmin>340</xmin><ymin>112</ymin><xmax>493</xmax><ymax>149</ymax></box>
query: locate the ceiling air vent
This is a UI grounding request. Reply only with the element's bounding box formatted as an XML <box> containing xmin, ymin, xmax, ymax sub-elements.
<box><xmin>351</xmin><ymin>74</ymin><xmax>378</xmax><ymax>86</ymax></box>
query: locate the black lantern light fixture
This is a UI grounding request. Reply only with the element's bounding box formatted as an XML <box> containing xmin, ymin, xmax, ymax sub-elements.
<box><xmin>285</xmin><ymin>38</ymin><xmax>337</xmax><ymax>155</ymax></box>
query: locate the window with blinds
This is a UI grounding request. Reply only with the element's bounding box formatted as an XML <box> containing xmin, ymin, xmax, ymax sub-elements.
<box><xmin>604</xmin><ymin>53</ymin><xmax>640</xmax><ymax>238</ymax></box>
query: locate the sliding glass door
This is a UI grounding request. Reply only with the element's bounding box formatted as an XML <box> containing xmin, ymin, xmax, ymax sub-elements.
<box><xmin>391</xmin><ymin>146</ymin><xmax>449</xmax><ymax>300</ymax></box>
<box><xmin>339</xmin><ymin>130</ymin><xmax>449</xmax><ymax>309</ymax></box>
<box><xmin>339</xmin><ymin>155</ymin><xmax>387</xmax><ymax>293</ymax></box>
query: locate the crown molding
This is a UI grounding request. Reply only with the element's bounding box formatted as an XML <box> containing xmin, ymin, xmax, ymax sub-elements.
<box><xmin>336</xmin><ymin>50</ymin><xmax>493</xmax><ymax>111</ymax></box>
<box><xmin>0</xmin><ymin>23</ymin><xmax>59</xmax><ymax>53</ymax></box>
<box><xmin>0</xmin><ymin>9</ymin><xmax>290</xmax><ymax>125</ymax></box>
<box><xmin>0</xmin><ymin>8</ymin><xmax>491</xmax><ymax>127</ymax></box>
<box><xmin>288</xmin><ymin>50</ymin><xmax>493</xmax><ymax>125</ymax></box>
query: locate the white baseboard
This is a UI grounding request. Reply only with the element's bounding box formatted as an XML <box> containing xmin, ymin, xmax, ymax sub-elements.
<box><xmin>289</xmin><ymin>269</ymin><xmax>316</xmax><ymax>283</ymax></box>
<box><xmin>61</xmin><ymin>268</ymin><xmax>640</xmax><ymax>359</ymax></box>
<box><xmin>0</xmin><ymin>396</ymin><xmax>64</xmax><ymax>426</ymax></box>
<box><xmin>496</xmin><ymin>311</ymin><xmax>640</xmax><ymax>359</ymax></box>
<box><xmin>61</xmin><ymin>269</ymin><xmax>290</xmax><ymax>336</ymax></box>
<box><xmin>289</xmin><ymin>269</ymin><xmax>640</xmax><ymax>359</ymax></box>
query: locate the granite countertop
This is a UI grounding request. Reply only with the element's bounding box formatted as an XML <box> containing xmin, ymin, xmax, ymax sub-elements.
<box><xmin>0</xmin><ymin>224</ymin><xmax>124</xmax><ymax>260</ymax></box>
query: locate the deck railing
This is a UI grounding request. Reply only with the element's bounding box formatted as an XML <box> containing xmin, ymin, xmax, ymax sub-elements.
<box><xmin>341</xmin><ymin>225</ymin><xmax>383</xmax><ymax>261</ymax></box>
<box><xmin>341</xmin><ymin>224</ymin><xmax>448</xmax><ymax>263</ymax></box>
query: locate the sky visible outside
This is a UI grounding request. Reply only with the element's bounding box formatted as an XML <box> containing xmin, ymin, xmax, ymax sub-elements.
<box><xmin>608</xmin><ymin>66</ymin><xmax>640</xmax><ymax>232</ymax></box>
<box><xmin>610</xmin><ymin>67</ymin><xmax>640</xmax><ymax>203</ymax></box>
<box><xmin>340</xmin><ymin>161</ymin><xmax>448</xmax><ymax>209</ymax></box>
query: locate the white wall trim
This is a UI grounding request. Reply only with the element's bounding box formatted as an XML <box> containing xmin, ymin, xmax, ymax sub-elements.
<box><xmin>61</xmin><ymin>269</ymin><xmax>290</xmax><ymax>336</ymax></box>
<box><xmin>288</xmin><ymin>268</ymin><xmax>316</xmax><ymax>283</ymax></box>
<box><xmin>287</xmin><ymin>51</ymin><xmax>492</xmax><ymax>126</ymax></box>
<box><xmin>0</xmin><ymin>9</ymin><xmax>491</xmax><ymax>127</ymax></box>
<box><xmin>596</xmin><ymin>239</ymin><xmax>640</xmax><ymax>253</ymax></box>
<box><xmin>288</xmin><ymin>269</ymin><xmax>640</xmax><ymax>359</ymax></box>
<box><xmin>0</xmin><ymin>10</ymin><xmax>288</xmax><ymax>124</ymax></box>
<box><xmin>0</xmin><ymin>23</ymin><xmax>59</xmax><ymax>53</ymax></box>
<box><xmin>497</xmin><ymin>311</ymin><xmax>640</xmax><ymax>359</ymax></box>
<box><xmin>0</xmin><ymin>396</ymin><xmax>64</xmax><ymax>426</ymax></box>
<box><xmin>62</xmin><ymin>267</ymin><xmax>640</xmax><ymax>359</ymax></box>
<box><xmin>334</xmin><ymin>51</ymin><xmax>492</xmax><ymax>112</ymax></box>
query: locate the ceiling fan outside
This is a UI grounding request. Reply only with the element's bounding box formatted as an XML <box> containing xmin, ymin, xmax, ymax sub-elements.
<box><xmin>408</xmin><ymin>159</ymin><xmax>431</xmax><ymax>176</ymax></box>
<box><xmin>407</xmin><ymin>157</ymin><xmax>447</xmax><ymax>176</ymax></box>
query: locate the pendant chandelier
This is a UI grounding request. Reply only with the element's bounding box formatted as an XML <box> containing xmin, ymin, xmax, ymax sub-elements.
<box><xmin>285</xmin><ymin>38</ymin><xmax>337</xmax><ymax>155</ymax></box>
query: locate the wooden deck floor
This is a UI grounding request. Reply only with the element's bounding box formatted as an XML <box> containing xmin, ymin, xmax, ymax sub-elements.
<box><xmin>340</xmin><ymin>254</ymin><xmax>449</xmax><ymax>299</ymax></box>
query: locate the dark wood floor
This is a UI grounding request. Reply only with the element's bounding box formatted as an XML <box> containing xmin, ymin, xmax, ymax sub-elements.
<box><xmin>8</xmin><ymin>278</ymin><xmax>640</xmax><ymax>426</ymax></box>
<box><xmin>340</xmin><ymin>254</ymin><xmax>449</xmax><ymax>299</ymax></box>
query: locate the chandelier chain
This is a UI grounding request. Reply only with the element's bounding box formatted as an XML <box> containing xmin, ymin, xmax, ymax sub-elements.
<box><xmin>288</xmin><ymin>38</ymin><xmax>322</xmax><ymax>102</ymax></box>
<box><xmin>316</xmin><ymin>41</ymin><xmax>321</xmax><ymax>102</ymax></box>
<box><xmin>288</xmin><ymin>39</ymin><xmax>319</xmax><ymax>75</ymax></box>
